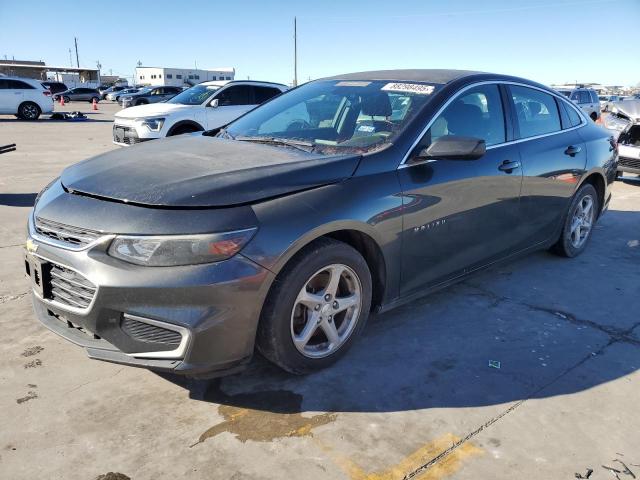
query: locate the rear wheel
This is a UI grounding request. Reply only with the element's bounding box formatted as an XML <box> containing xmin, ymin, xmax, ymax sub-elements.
<box><xmin>18</xmin><ymin>102</ymin><xmax>41</xmax><ymax>120</ymax></box>
<box><xmin>63</xmin><ymin>96</ymin><xmax>70</xmax><ymax>103</ymax></box>
<box><xmin>551</xmin><ymin>183</ymin><xmax>598</xmax><ymax>258</ymax></box>
<box><xmin>136</xmin><ymin>99</ymin><xmax>148</xmax><ymax>106</ymax></box>
<box><xmin>257</xmin><ymin>238</ymin><xmax>372</xmax><ymax>374</ymax></box>
<box><xmin>590</xmin><ymin>112</ymin><xmax>598</xmax><ymax>122</ymax></box>
<box><xmin>90</xmin><ymin>96</ymin><xmax>99</xmax><ymax>103</ymax></box>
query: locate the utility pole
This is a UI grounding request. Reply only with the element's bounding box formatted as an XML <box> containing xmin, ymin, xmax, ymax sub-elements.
<box><xmin>74</xmin><ymin>37</ymin><xmax>79</xmax><ymax>68</ymax></box>
<box><xmin>69</xmin><ymin>48</ymin><xmax>73</xmax><ymax>67</ymax></box>
<box><xmin>293</xmin><ymin>16</ymin><xmax>298</xmax><ymax>87</ymax></box>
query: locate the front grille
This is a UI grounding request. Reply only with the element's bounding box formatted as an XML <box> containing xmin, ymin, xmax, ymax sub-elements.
<box><xmin>35</xmin><ymin>217</ymin><xmax>102</xmax><ymax>248</ymax></box>
<box><xmin>122</xmin><ymin>316</ymin><xmax>182</xmax><ymax>347</ymax></box>
<box><xmin>113</xmin><ymin>125</ymin><xmax>143</xmax><ymax>145</ymax></box>
<box><xmin>48</xmin><ymin>264</ymin><xmax>97</xmax><ymax>309</ymax></box>
<box><xmin>619</xmin><ymin>156</ymin><xmax>640</xmax><ymax>170</ymax></box>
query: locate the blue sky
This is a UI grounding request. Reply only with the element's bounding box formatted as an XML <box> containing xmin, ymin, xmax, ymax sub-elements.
<box><xmin>1</xmin><ymin>0</ymin><xmax>638</xmax><ymax>86</ymax></box>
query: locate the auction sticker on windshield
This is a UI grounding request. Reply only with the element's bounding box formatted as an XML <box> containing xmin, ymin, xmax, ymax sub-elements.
<box><xmin>381</xmin><ymin>83</ymin><xmax>435</xmax><ymax>95</ymax></box>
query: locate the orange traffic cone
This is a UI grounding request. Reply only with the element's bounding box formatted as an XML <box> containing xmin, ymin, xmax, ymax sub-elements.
<box><xmin>59</xmin><ymin>95</ymin><xmax>65</xmax><ymax>106</ymax></box>
<box><xmin>92</xmin><ymin>98</ymin><xmax>98</xmax><ymax>111</ymax></box>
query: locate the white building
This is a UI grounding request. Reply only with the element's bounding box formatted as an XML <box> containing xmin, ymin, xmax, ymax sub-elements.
<box><xmin>135</xmin><ymin>66</ymin><xmax>235</xmax><ymax>87</ymax></box>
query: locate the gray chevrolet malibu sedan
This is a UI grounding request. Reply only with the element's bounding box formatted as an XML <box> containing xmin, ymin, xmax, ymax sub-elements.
<box><xmin>26</xmin><ymin>70</ymin><xmax>616</xmax><ymax>377</ymax></box>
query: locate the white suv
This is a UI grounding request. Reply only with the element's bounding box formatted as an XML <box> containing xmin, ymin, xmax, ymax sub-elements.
<box><xmin>0</xmin><ymin>76</ymin><xmax>54</xmax><ymax>120</ymax></box>
<box><xmin>112</xmin><ymin>80</ymin><xmax>287</xmax><ymax>146</ymax></box>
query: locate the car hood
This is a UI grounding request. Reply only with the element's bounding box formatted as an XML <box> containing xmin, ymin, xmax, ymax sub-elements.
<box><xmin>115</xmin><ymin>103</ymin><xmax>197</xmax><ymax>119</ymax></box>
<box><xmin>60</xmin><ymin>135</ymin><xmax>361</xmax><ymax>208</ymax></box>
<box><xmin>614</xmin><ymin>100</ymin><xmax>640</xmax><ymax>123</ymax></box>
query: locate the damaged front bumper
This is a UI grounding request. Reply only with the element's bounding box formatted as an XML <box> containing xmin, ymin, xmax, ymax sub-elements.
<box><xmin>25</xmin><ymin>214</ymin><xmax>274</xmax><ymax>378</ymax></box>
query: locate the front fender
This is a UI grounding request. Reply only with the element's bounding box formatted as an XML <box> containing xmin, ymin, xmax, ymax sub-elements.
<box><xmin>242</xmin><ymin>173</ymin><xmax>404</xmax><ymax>304</ymax></box>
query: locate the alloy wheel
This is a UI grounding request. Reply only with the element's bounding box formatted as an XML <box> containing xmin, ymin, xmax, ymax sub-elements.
<box><xmin>22</xmin><ymin>104</ymin><xmax>38</xmax><ymax>119</ymax></box>
<box><xmin>290</xmin><ymin>263</ymin><xmax>362</xmax><ymax>359</ymax></box>
<box><xmin>569</xmin><ymin>194</ymin><xmax>594</xmax><ymax>248</ymax></box>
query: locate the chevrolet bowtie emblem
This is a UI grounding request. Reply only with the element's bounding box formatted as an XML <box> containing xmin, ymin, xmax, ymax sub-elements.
<box><xmin>26</xmin><ymin>239</ymin><xmax>38</xmax><ymax>254</ymax></box>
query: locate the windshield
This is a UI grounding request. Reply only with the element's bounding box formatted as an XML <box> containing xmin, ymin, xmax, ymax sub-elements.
<box><xmin>168</xmin><ymin>84</ymin><xmax>220</xmax><ymax>105</ymax></box>
<box><xmin>222</xmin><ymin>80</ymin><xmax>439</xmax><ymax>154</ymax></box>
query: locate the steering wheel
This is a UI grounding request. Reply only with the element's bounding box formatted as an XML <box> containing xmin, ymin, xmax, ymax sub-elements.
<box><xmin>286</xmin><ymin>119</ymin><xmax>311</xmax><ymax>131</ymax></box>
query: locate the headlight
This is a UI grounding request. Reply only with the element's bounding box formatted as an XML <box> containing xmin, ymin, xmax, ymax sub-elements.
<box><xmin>107</xmin><ymin>228</ymin><xmax>257</xmax><ymax>266</ymax></box>
<box><xmin>136</xmin><ymin>117</ymin><xmax>165</xmax><ymax>131</ymax></box>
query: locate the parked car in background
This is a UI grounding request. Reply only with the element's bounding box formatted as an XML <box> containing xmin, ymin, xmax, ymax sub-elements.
<box><xmin>0</xmin><ymin>76</ymin><xmax>53</xmax><ymax>120</ymax></box>
<box><xmin>120</xmin><ymin>86</ymin><xmax>183</xmax><ymax>108</ymax></box>
<box><xmin>41</xmin><ymin>81</ymin><xmax>68</xmax><ymax>96</ymax></box>
<box><xmin>106</xmin><ymin>88</ymin><xmax>139</xmax><ymax>102</ymax></box>
<box><xmin>53</xmin><ymin>87</ymin><xmax>101</xmax><ymax>103</ymax></box>
<box><xmin>600</xmin><ymin>94</ymin><xmax>623</xmax><ymax>112</ymax></box>
<box><xmin>603</xmin><ymin>100</ymin><xmax>640</xmax><ymax>177</ymax></box>
<box><xmin>100</xmin><ymin>85</ymin><xmax>126</xmax><ymax>100</ymax></box>
<box><xmin>27</xmin><ymin>69</ymin><xmax>615</xmax><ymax>377</ymax></box>
<box><xmin>112</xmin><ymin>80</ymin><xmax>286</xmax><ymax>145</ymax></box>
<box><xmin>556</xmin><ymin>87</ymin><xmax>600</xmax><ymax>121</ymax></box>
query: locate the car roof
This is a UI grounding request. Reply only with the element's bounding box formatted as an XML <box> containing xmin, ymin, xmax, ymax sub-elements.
<box><xmin>200</xmin><ymin>80</ymin><xmax>230</xmax><ymax>87</ymax></box>
<box><xmin>321</xmin><ymin>69</ymin><xmax>486</xmax><ymax>84</ymax></box>
<box><xmin>2</xmin><ymin>76</ymin><xmax>46</xmax><ymax>88</ymax></box>
<box><xmin>201</xmin><ymin>80</ymin><xmax>286</xmax><ymax>89</ymax></box>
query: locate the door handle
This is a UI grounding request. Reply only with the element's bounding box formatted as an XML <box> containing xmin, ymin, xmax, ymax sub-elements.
<box><xmin>498</xmin><ymin>160</ymin><xmax>520</xmax><ymax>173</ymax></box>
<box><xmin>564</xmin><ymin>145</ymin><xmax>582</xmax><ymax>156</ymax></box>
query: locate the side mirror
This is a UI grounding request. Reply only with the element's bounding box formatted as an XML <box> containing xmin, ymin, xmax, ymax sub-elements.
<box><xmin>416</xmin><ymin>136</ymin><xmax>486</xmax><ymax>161</ymax></box>
<box><xmin>209</xmin><ymin>98</ymin><xmax>219</xmax><ymax>108</ymax></box>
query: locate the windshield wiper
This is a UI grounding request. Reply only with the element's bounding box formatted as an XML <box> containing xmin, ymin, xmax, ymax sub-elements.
<box><xmin>234</xmin><ymin>136</ymin><xmax>315</xmax><ymax>153</ymax></box>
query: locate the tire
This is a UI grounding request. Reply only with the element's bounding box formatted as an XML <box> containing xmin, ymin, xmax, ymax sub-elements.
<box><xmin>168</xmin><ymin>124</ymin><xmax>201</xmax><ymax>136</ymax></box>
<box><xmin>18</xmin><ymin>102</ymin><xmax>41</xmax><ymax>120</ymax></box>
<box><xmin>63</xmin><ymin>96</ymin><xmax>70</xmax><ymax>104</ymax></box>
<box><xmin>590</xmin><ymin>112</ymin><xmax>598</xmax><ymax>122</ymax></box>
<box><xmin>136</xmin><ymin>99</ymin><xmax>148</xmax><ymax>106</ymax></box>
<box><xmin>90</xmin><ymin>96</ymin><xmax>99</xmax><ymax>104</ymax></box>
<box><xmin>551</xmin><ymin>183</ymin><xmax>599</xmax><ymax>258</ymax></box>
<box><xmin>257</xmin><ymin>237</ymin><xmax>372</xmax><ymax>374</ymax></box>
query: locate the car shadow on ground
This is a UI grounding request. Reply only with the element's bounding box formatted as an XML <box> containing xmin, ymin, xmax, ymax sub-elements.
<box><xmin>160</xmin><ymin>209</ymin><xmax>640</xmax><ymax>415</ymax></box>
<box><xmin>0</xmin><ymin>193</ymin><xmax>37</xmax><ymax>207</ymax></box>
<box><xmin>620</xmin><ymin>176</ymin><xmax>640</xmax><ymax>186</ymax></box>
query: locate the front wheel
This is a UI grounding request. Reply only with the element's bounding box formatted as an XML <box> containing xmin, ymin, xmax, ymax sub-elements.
<box><xmin>257</xmin><ymin>238</ymin><xmax>372</xmax><ymax>374</ymax></box>
<box><xmin>551</xmin><ymin>183</ymin><xmax>598</xmax><ymax>258</ymax></box>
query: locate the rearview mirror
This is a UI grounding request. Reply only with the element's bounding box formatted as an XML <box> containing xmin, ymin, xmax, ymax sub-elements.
<box><xmin>209</xmin><ymin>98</ymin><xmax>219</xmax><ymax>108</ymax></box>
<box><xmin>416</xmin><ymin>136</ymin><xmax>486</xmax><ymax>161</ymax></box>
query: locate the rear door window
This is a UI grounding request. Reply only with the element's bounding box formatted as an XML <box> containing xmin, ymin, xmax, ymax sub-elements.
<box><xmin>217</xmin><ymin>85</ymin><xmax>252</xmax><ymax>106</ymax></box>
<box><xmin>7</xmin><ymin>80</ymin><xmax>34</xmax><ymax>89</ymax></box>
<box><xmin>253</xmin><ymin>86</ymin><xmax>282</xmax><ymax>104</ymax></box>
<box><xmin>510</xmin><ymin>85</ymin><xmax>561</xmax><ymax>138</ymax></box>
